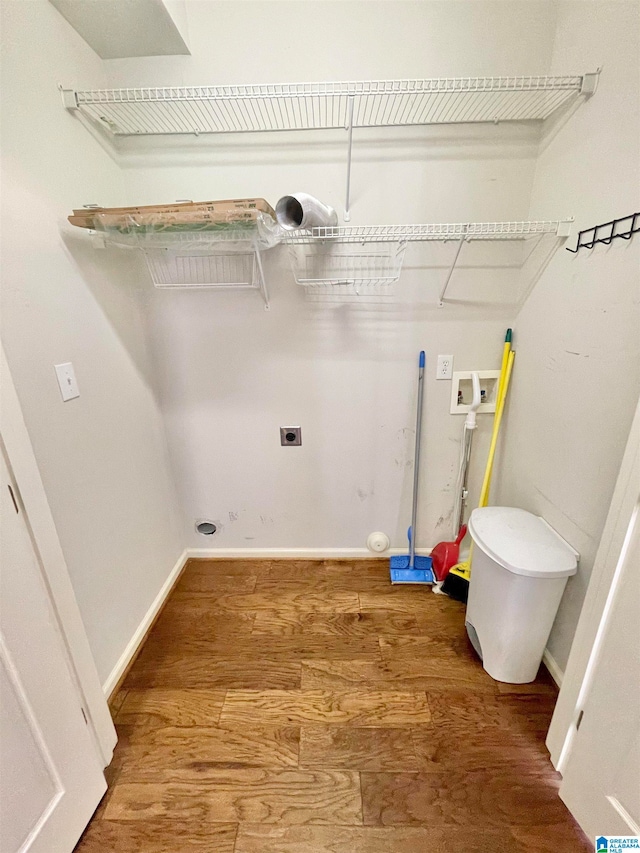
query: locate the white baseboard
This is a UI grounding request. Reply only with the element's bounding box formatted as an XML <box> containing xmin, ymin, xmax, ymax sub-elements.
<box><xmin>186</xmin><ymin>547</ymin><xmax>432</xmax><ymax>560</ymax></box>
<box><xmin>543</xmin><ymin>648</ymin><xmax>564</xmax><ymax>688</ymax></box>
<box><xmin>102</xmin><ymin>549</ymin><xmax>188</xmax><ymax>698</ymax></box>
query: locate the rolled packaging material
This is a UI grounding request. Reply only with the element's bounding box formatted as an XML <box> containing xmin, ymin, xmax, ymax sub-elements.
<box><xmin>276</xmin><ymin>193</ymin><xmax>338</xmax><ymax>230</ymax></box>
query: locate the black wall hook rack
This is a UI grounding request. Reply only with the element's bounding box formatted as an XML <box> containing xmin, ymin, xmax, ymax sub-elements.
<box><xmin>567</xmin><ymin>212</ymin><xmax>639</xmax><ymax>253</ymax></box>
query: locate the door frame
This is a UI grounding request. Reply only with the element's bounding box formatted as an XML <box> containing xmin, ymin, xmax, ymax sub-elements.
<box><xmin>547</xmin><ymin>394</ymin><xmax>640</xmax><ymax>772</ymax></box>
<box><xmin>0</xmin><ymin>345</ymin><xmax>116</xmax><ymax>766</ymax></box>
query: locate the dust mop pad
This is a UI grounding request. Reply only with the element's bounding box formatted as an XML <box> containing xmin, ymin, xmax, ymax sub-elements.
<box><xmin>390</xmin><ymin>554</ymin><xmax>435</xmax><ymax>584</ymax></box>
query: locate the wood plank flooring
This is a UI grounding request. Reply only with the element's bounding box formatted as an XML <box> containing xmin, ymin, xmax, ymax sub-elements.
<box><xmin>74</xmin><ymin>558</ymin><xmax>590</xmax><ymax>852</ymax></box>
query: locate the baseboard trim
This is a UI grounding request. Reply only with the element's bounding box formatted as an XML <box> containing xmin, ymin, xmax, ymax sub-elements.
<box><xmin>102</xmin><ymin>549</ymin><xmax>188</xmax><ymax>700</ymax></box>
<box><xmin>186</xmin><ymin>547</ymin><xmax>432</xmax><ymax>560</ymax></box>
<box><xmin>543</xmin><ymin>648</ymin><xmax>564</xmax><ymax>688</ymax></box>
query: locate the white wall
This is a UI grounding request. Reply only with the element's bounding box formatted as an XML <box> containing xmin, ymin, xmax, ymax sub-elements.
<box><xmin>499</xmin><ymin>0</ymin><xmax>640</xmax><ymax>670</ymax></box>
<box><xmin>104</xmin><ymin>0</ymin><xmax>559</xmax><ymax>552</ymax></box>
<box><xmin>0</xmin><ymin>0</ymin><xmax>183</xmax><ymax>685</ymax></box>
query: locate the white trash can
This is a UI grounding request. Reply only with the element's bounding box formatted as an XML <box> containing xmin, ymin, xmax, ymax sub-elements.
<box><xmin>466</xmin><ymin>507</ymin><xmax>578</xmax><ymax>684</ymax></box>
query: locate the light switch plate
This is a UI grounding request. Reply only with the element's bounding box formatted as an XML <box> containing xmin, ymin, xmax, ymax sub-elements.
<box><xmin>54</xmin><ymin>362</ymin><xmax>80</xmax><ymax>401</ymax></box>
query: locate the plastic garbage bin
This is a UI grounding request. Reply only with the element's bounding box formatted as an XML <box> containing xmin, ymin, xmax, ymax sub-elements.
<box><xmin>466</xmin><ymin>507</ymin><xmax>578</xmax><ymax>684</ymax></box>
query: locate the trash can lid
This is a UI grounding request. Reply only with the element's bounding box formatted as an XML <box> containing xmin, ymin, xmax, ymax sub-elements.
<box><xmin>468</xmin><ymin>507</ymin><xmax>579</xmax><ymax>579</ymax></box>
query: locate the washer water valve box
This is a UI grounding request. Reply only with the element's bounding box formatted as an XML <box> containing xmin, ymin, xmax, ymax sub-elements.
<box><xmin>451</xmin><ymin>370</ymin><xmax>501</xmax><ymax>415</ymax></box>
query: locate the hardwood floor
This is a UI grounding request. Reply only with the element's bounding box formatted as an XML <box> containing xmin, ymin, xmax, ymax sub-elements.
<box><xmin>75</xmin><ymin>559</ymin><xmax>590</xmax><ymax>852</ymax></box>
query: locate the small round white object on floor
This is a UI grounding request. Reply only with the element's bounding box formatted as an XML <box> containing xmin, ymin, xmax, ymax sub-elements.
<box><xmin>366</xmin><ymin>531</ymin><xmax>390</xmax><ymax>553</ymax></box>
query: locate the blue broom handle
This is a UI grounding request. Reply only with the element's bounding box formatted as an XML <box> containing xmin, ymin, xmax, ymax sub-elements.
<box><xmin>410</xmin><ymin>351</ymin><xmax>425</xmax><ymax>566</ymax></box>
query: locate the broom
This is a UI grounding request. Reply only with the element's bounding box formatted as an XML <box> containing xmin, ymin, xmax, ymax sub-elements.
<box><xmin>442</xmin><ymin>334</ymin><xmax>515</xmax><ymax>601</ymax></box>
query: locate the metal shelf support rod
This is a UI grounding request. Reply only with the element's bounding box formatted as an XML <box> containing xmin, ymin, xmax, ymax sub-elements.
<box><xmin>254</xmin><ymin>246</ymin><xmax>270</xmax><ymax>310</ymax></box>
<box><xmin>439</xmin><ymin>228</ymin><xmax>468</xmax><ymax>306</ymax></box>
<box><xmin>344</xmin><ymin>97</ymin><xmax>355</xmax><ymax>222</ymax></box>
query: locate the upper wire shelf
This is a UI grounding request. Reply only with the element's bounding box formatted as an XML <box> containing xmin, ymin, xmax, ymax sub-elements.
<box><xmin>62</xmin><ymin>74</ymin><xmax>598</xmax><ymax>136</ymax></box>
<box><xmin>62</xmin><ymin>73</ymin><xmax>598</xmax><ymax>221</ymax></box>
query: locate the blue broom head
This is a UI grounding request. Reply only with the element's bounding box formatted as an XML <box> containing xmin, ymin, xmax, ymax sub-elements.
<box><xmin>389</xmin><ymin>554</ymin><xmax>435</xmax><ymax>584</ymax></box>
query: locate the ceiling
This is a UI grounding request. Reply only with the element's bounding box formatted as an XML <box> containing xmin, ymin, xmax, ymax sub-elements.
<box><xmin>49</xmin><ymin>0</ymin><xmax>190</xmax><ymax>59</ymax></box>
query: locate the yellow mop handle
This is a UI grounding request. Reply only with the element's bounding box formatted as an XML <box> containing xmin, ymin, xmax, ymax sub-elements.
<box><xmin>479</xmin><ymin>349</ymin><xmax>515</xmax><ymax>508</ymax></box>
<box><xmin>446</xmin><ymin>335</ymin><xmax>515</xmax><ymax>584</ymax></box>
<box><xmin>496</xmin><ymin>331</ymin><xmax>512</xmax><ymax>404</ymax></box>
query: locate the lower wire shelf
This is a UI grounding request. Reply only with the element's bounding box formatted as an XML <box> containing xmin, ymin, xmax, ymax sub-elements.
<box><xmin>85</xmin><ymin>218</ymin><xmax>571</xmax><ymax>306</ymax></box>
<box><xmin>285</xmin><ymin>240</ymin><xmax>407</xmax><ymax>294</ymax></box>
<box><xmin>284</xmin><ymin>220</ymin><xmax>572</xmax><ymax>300</ymax></box>
<box><xmin>95</xmin><ymin>227</ymin><xmax>273</xmax><ymax>308</ymax></box>
<box><xmin>144</xmin><ymin>248</ymin><xmax>258</xmax><ymax>286</ymax></box>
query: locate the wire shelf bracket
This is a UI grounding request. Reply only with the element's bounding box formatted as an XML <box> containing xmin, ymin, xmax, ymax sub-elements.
<box><xmin>438</xmin><ymin>228</ymin><xmax>468</xmax><ymax>306</ymax></box>
<box><xmin>61</xmin><ymin>73</ymin><xmax>599</xmax><ymax>220</ymax></box>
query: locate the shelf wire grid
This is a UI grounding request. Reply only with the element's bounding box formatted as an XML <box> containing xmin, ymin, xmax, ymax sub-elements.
<box><xmin>95</xmin><ymin>226</ymin><xmax>273</xmax><ymax>296</ymax></box>
<box><xmin>144</xmin><ymin>250</ymin><xmax>259</xmax><ymax>289</ymax></box>
<box><xmin>284</xmin><ymin>220</ymin><xmax>566</xmax><ymax>244</ymax></box>
<box><xmin>286</xmin><ymin>241</ymin><xmax>407</xmax><ymax>289</ymax></box>
<box><xmin>284</xmin><ymin>220</ymin><xmax>568</xmax><ymax>290</ymax></box>
<box><xmin>68</xmin><ymin>76</ymin><xmax>585</xmax><ymax>135</ymax></box>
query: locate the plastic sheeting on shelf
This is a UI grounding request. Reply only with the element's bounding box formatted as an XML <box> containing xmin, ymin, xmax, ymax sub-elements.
<box><xmin>93</xmin><ymin>210</ymin><xmax>281</xmax><ymax>254</ymax></box>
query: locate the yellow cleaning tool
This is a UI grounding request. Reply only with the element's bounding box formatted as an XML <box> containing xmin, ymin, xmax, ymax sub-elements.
<box><xmin>441</xmin><ymin>331</ymin><xmax>514</xmax><ymax>601</ymax></box>
<box><xmin>496</xmin><ymin>327</ymin><xmax>512</xmax><ymax>410</ymax></box>
<box><xmin>479</xmin><ymin>348</ymin><xmax>515</xmax><ymax>508</ymax></box>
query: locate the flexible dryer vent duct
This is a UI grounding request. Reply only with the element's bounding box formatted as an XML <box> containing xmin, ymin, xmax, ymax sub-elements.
<box><xmin>276</xmin><ymin>193</ymin><xmax>338</xmax><ymax>229</ymax></box>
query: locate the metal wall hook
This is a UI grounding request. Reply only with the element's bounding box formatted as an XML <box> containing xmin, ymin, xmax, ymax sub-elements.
<box><xmin>567</xmin><ymin>213</ymin><xmax>639</xmax><ymax>253</ymax></box>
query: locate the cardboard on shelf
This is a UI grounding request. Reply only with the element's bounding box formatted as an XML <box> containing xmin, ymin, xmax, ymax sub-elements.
<box><xmin>69</xmin><ymin>198</ymin><xmax>275</xmax><ymax>229</ymax></box>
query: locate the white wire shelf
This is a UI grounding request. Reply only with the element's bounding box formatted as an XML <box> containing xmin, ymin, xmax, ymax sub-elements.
<box><xmin>305</xmin><ymin>281</ymin><xmax>397</xmax><ymax>301</ymax></box>
<box><xmin>286</xmin><ymin>241</ymin><xmax>407</xmax><ymax>292</ymax></box>
<box><xmin>62</xmin><ymin>74</ymin><xmax>597</xmax><ymax>221</ymax></box>
<box><xmin>145</xmin><ymin>250</ymin><xmax>258</xmax><ymax>287</ymax></box>
<box><xmin>145</xmin><ymin>246</ymin><xmax>269</xmax><ymax>306</ymax></box>
<box><xmin>283</xmin><ymin>220</ymin><xmax>572</xmax><ymax>301</ymax></box>
<box><xmin>92</xmin><ymin>229</ymin><xmax>271</xmax><ymax>306</ymax></box>
<box><xmin>96</xmin><ymin>226</ymin><xmax>276</xmax><ymax>251</ymax></box>
<box><xmin>284</xmin><ymin>220</ymin><xmax>572</xmax><ymax>244</ymax></box>
<box><xmin>62</xmin><ymin>74</ymin><xmax>598</xmax><ymax>135</ymax></box>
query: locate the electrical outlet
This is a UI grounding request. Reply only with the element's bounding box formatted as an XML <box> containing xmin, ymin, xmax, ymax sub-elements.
<box><xmin>436</xmin><ymin>354</ymin><xmax>453</xmax><ymax>380</ymax></box>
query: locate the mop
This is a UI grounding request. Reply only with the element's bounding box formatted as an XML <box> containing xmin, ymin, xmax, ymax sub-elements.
<box><xmin>442</xmin><ymin>335</ymin><xmax>515</xmax><ymax>601</ymax></box>
<box><xmin>430</xmin><ymin>370</ymin><xmax>481</xmax><ymax>583</ymax></box>
<box><xmin>390</xmin><ymin>351</ymin><xmax>435</xmax><ymax>584</ymax></box>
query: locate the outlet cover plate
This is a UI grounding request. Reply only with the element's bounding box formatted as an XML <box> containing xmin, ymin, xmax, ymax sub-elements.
<box><xmin>436</xmin><ymin>354</ymin><xmax>453</xmax><ymax>380</ymax></box>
